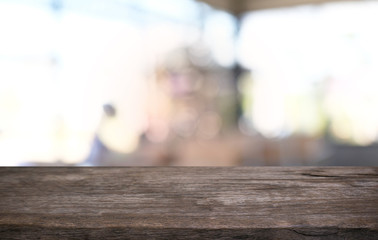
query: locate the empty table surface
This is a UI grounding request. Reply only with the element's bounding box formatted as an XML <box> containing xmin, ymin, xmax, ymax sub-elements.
<box><xmin>0</xmin><ymin>167</ymin><xmax>377</xmax><ymax>239</ymax></box>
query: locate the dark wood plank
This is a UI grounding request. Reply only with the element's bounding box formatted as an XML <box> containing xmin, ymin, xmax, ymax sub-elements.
<box><xmin>0</xmin><ymin>167</ymin><xmax>377</xmax><ymax>239</ymax></box>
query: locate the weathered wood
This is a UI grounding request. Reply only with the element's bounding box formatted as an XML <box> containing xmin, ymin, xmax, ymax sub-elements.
<box><xmin>0</xmin><ymin>167</ymin><xmax>377</xmax><ymax>239</ymax></box>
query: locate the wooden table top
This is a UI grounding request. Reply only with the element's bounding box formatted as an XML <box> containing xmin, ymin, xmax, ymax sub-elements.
<box><xmin>1</xmin><ymin>167</ymin><xmax>377</xmax><ymax>239</ymax></box>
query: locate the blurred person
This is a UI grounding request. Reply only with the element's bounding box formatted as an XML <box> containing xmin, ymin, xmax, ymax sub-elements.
<box><xmin>81</xmin><ymin>104</ymin><xmax>116</xmax><ymax>166</ymax></box>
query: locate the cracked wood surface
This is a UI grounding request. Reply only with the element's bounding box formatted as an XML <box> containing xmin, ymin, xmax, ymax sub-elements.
<box><xmin>0</xmin><ymin>167</ymin><xmax>377</xmax><ymax>239</ymax></box>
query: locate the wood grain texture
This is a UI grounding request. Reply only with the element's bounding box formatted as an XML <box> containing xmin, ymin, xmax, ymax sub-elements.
<box><xmin>0</xmin><ymin>167</ymin><xmax>377</xmax><ymax>239</ymax></box>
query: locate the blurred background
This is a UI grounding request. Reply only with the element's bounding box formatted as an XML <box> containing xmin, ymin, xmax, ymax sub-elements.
<box><xmin>0</xmin><ymin>0</ymin><xmax>377</xmax><ymax>166</ymax></box>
